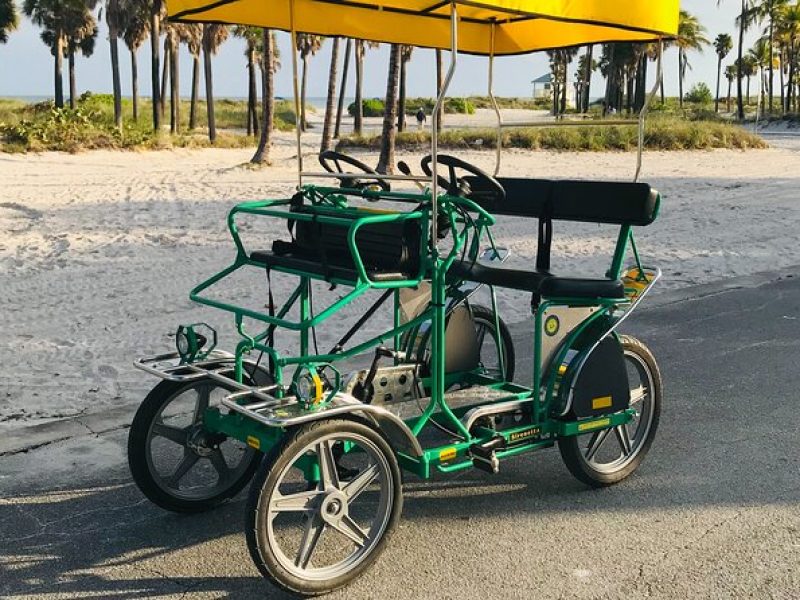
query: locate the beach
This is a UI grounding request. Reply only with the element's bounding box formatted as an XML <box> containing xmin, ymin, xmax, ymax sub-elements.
<box><xmin>1</xmin><ymin>127</ymin><xmax>799</xmax><ymax>429</ymax></box>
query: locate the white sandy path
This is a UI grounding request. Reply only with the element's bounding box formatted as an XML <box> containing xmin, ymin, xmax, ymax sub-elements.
<box><xmin>1</xmin><ymin>131</ymin><xmax>799</xmax><ymax>429</ymax></box>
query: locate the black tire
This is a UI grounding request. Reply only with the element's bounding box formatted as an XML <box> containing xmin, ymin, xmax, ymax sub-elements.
<box><xmin>246</xmin><ymin>418</ymin><xmax>403</xmax><ymax>596</ymax></box>
<box><xmin>470</xmin><ymin>304</ymin><xmax>515</xmax><ymax>382</ymax></box>
<box><xmin>558</xmin><ymin>335</ymin><xmax>661</xmax><ymax>487</ymax></box>
<box><xmin>128</xmin><ymin>377</ymin><xmax>262</xmax><ymax>513</ymax></box>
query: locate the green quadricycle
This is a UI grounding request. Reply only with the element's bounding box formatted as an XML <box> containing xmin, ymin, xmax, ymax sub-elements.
<box><xmin>128</xmin><ymin>0</ymin><xmax>680</xmax><ymax>595</ymax></box>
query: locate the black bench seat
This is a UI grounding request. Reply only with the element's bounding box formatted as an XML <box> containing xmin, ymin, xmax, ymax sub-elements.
<box><xmin>448</xmin><ymin>260</ymin><xmax>624</xmax><ymax>299</ymax></box>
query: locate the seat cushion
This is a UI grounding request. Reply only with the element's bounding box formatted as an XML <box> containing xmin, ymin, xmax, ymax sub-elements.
<box><xmin>250</xmin><ymin>249</ymin><xmax>408</xmax><ymax>282</ymax></box>
<box><xmin>449</xmin><ymin>260</ymin><xmax>625</xmax><ymax>299</ymax></box>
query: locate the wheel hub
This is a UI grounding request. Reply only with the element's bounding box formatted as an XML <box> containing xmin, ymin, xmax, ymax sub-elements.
<box><xmin>319</xmin><ymin>490</ymin><xmax>348</xmax><ymax>525</ymax></box>
<box><xmin>186</xmin><ymin>426</ymin><xmax>216</xmax><ymax>457</ymax></box>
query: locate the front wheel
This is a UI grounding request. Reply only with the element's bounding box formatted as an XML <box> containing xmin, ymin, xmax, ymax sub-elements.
<box><xmin>558</xmin><ymin>335</ymin><xmax>662</xmax><ymax>487</ymax></box>
<box><xmin>246</xmin><ymin>418</ymin><xmax>403</xmax><ymax>596</ymax></box>
<box><xmin>128</xmin><ymin>377</ymin><xmax>262</xmax><ymax>513</ymax></box>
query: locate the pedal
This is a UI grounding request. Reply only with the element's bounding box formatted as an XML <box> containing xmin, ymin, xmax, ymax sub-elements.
<box><xmin>470</xmin><ymin>436</ymin><xmax>506</xmax><ymax>474</ymax></box>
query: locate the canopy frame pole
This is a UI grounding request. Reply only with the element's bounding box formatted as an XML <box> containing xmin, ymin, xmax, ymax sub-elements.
<box><xmin>430</xmin><ymin>1</ymin><xmax>458</xmax><ymax>254</ymax></box>
<box><xmin>290</xmin><ymin>0</ymin><xmax>303</xmax><ymax>188</ymax></box>
<box><xmin>634</xmin><ymin>39</ymin><xmax>662</xmax><ymax>183</ymax></box>
<box><xmin>488</xmin><ymin>20</ymin><xmax>502</xmax><ymax>176</ymax></box>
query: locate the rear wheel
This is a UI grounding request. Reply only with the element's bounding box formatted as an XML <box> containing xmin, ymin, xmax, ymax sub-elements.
<box><xmin>246</xmin><ymin>418</ymin><xmax>403</xmax><ymax>596</ymax></box>
<box><xmin>128</xmin><ymin>377</ymin><xmax>262</xmax><ymax>513</ymax></box>
<box><xmin>558</xmin><ymin>335</ymin><xmax>661</xmax><ymax>487</ymax></box>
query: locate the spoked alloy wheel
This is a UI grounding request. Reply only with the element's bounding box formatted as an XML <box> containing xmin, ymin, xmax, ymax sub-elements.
<box><xmin>128</xmin><ymin>377</ymin><xmax>261</xmax><ymax>513</ymax></box>
<box><xmin>246</xmin><ymin>418</ymin><xmax>402</xmax><ymax>596</ymax></box>
<box><xmin>558</xmin><ymin>335</ymin><xmax>662</xmax><ymax>487</ymax></box>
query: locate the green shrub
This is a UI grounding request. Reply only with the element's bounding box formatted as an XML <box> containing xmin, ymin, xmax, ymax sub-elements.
<box><xmin>347</xmin><ymin>98</ymin><xmax>385</xmax><ymax>117</ymax></box>
<box><xmin>684</xmin><ymin>83</ymin><xmax>713</xmax><ymax>105</ymax></box>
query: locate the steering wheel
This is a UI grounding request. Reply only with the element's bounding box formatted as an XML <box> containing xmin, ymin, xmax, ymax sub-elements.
<box><xmin>420</xmin><ymin>154</ymin><xmax>505</xmax><ymax>204</ymax></box>
<box><xmin>319</xmin><ymin>150</ymin><xmax>391</xmax><ymax>192</ymax></box>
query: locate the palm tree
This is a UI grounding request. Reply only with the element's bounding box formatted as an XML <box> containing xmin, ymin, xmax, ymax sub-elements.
<box><xmin>104</xmin><ymin>0</ymin><xmax>123</xmax><ymax>127</ymax></box>
<box><xmin>577</xmin><ymin>45</ymin><xmax>596</xmax><ymax>112</ymax></box>
<box><xmin>334</xmin><ymin>38</ymin><xmax>352</xmax><ymax>138</ymax></box>
<box><xmin>149</xmin><ymin>0</ymin><xmax>163</xmax><ymax>131</ymax></box>
<box><xmin>121</xmin><ymin>0</ymin><xmax>149</xmax><ymax>122</ymax></box>
<box><xmin>377</xmin><ymin>44</ymin><xmax>401</xmax><ymax>174</ymax></box>
<box><xmin>296</xmin><ymin>33</ymin><xmax>323</xmax><ymax>131</ymax></box>
<box><xmin>64</xmin><ymin>7</ymin><xmax>97</xmax><ymax>109</ymax></box>
<box><xmin>202</xmin><ymin>23</ymin><xmax>228</xmax><ymax>142</ymax></box>
<box><xmin>725</xmin><ymin>64</ymin><xmax>737</xmax><ymax>111</ymax></box>
<box><xmin>749</xmin><ymin>36</ymin><xmax>772</xmax><ymax>107</ymax></box>
<box><xmin>740</xmin><ymin>1</ymin><xmax>789</xmax><ymax>113</ymax></box>
<box><xmin>353</xmin><ymin>39</ymin><xmax>378</xmax><ymax>135</ymax></box>
<box><xmin>0</xmin><ymin>0</ymin><xmax>19</xmax><ymax>44</ymax></box>
<box><xmin>774</xmin><ymin>2</ymin><xmax>800</xmax><ymax>113</ymax></box>
<box><xmin>676</xmin><ymin>10</ymin><xmax>709</xmax><ymax>109</ymax></box>
<box><xmin>234</xmin><ymin>26</ymin><xmax>262</xmax><ymax>136</ymax></box>
<box><xmin>252</xmin><ymin>29</ymin><xmax>278</xmax><ymax>164</ymax></box>
<box><xmin>739</xmin><ymin>54</ymin><xmax>759</xmax><ymax>103</ymax></box>
<box><xmin>320</xmin><ymin>37</ymin><xmax>340</xmax><ymax>152</ymax></box>
<box><xmin>179</xmin><ymin>24</ymin><xmax>202</xmax><ymax>129</ymax></box>
<box><xmin>714</xmin><ymin>33</ymin><xmax>733</xmax><ymax>111</ymax></box>
<box><xmin>725</xmin><ymin>65</ymin><xmax>738</xmax><ymax>112</ymax></box>
<box><xmin>23</xmin><ymin>0</ymin><xmax>82</xmax><ymax>107</ymax></box>
<box><xmin>728</xmin><ymin>0</ymin><xmax>756</xmax><ymax>119</ymax></box>
<box><xmin>165</xmin><ymin>23</ymin><xmax>186</xmax><ymax>133</ymax></box>
<box><xmin>397</xmin><ymin>45</ymin><xmax>413</xmax><ymax>131</ymax></box>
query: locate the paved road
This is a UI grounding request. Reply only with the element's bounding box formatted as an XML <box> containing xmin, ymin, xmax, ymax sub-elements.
<box><xmin>1</xmin><ymin>271</ymin><xmax>799</xmax><ymax>599</ymax></box>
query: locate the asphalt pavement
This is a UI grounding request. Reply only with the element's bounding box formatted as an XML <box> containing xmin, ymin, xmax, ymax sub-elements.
<box><xmin>1</xmin><ymin>269</ymin><xmax>799</xmax><ymax>599</ymax></box>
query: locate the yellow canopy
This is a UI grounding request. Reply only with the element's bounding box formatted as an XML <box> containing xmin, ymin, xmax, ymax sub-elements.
<box><xmin>169</xmin><ymin>0</ymin><xmax>679</xmax><ymax>55</ymax></box>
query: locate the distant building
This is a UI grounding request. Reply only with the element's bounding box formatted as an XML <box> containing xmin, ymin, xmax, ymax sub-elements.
<box><xmin>531</xmin><ymin>73</ymin><xmax>575</xmax><ymax>108</ymax></box>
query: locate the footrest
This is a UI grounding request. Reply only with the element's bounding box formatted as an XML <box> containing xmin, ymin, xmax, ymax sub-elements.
<box><xmin>470</xmin><ymin>435</ymin><xmax>506</xmax><ymax>474</ymax></box>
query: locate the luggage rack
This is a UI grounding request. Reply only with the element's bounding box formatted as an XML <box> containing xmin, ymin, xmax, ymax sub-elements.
<box><xmin>134</xmin><ymin>350</ymin><xmax>262</xmax><ymax>388</ymax></box>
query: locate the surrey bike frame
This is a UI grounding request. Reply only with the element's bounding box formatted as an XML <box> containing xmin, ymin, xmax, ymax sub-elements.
<box><xmin>134</xmin><ymin>3</ymin><xmax>664</xmax><ymax>479</ymax></box>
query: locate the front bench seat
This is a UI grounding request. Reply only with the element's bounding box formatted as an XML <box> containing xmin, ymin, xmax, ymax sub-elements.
<box><xmin>448</xmin><ymin>260</ymin><xmax>625</xmax><ymax>299</ymax></box>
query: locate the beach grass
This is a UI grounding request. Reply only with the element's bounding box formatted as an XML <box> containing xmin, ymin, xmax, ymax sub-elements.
<box><xmin>338</xmin><ymin>115</ymin><xmax>768</xmax><ymax>152</ymax></box>
<box><xmin>0</xmin><ymin>93</ymin><xmax>296</xmax><ymax>153</ymax></box>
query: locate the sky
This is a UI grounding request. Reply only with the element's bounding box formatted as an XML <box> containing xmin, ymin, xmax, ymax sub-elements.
<box><xmin>0</xmin><ymin>1</ymin><xmax>766</xmax><ymax>102</ymax></box>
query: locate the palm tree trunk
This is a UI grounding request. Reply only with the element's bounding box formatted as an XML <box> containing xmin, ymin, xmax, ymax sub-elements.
<box><xmin>582</xmin><ymin>44</ymin><xmax>593</xmax><ymax>112</ymax></box>
<box><xmin>150</xmin><ymin>1</ymin><xmax>161</xmax><ymax>131</ymax></box>
<box><xmin>54</xmin><ymin>29</ymin><xmax>64</xmax><ymax>108</ymax></box>
<box><xmin>203</xmin><ymin>33</ymin><xmax>216</xmax><ymax>142</ymax></box>
<box><xmin>715</xmin><ymin>56</ymin><xmax>722</xmax><ymax>113</ymax></box>
<box><xmin>659</xmin><ymin>77</ymin><xmax>665</xmax><ymax>105</ymax></box>
<box><xmin>727</xmin><ymin>78</ymin><xmax>732</xmax><ymax>112</ymax></box>
<box><xmin>247</xmin><ymin>43</ymin><xmax>257</xmax><ymax>136</ymax></box>
<box><xmin>768</xmin><ymin>1</ymin><xmax>774</xmax><ymax>113</ymax></box>
<box><xmin>170</xmin><ymin>37</ymin><xmax>179</xmax><ymax>133</ymax></box>
<box><xmin>678</xmin><ymin>49</ymin><xmax>684</xmax><ymax>109</ymax></box>
<box><xmin>354</xmin><ymin>40</ymin><xmax>364</xmax><ymax>135</ymax></box>
<box><xmin>252</xmin><ymin>28</ymin><xmax>274</xmax><ymax>164</ymax></box>
<box><xmin>160</xmin><ymin>37</ymin><xmax>169</xmax><ymax>120</ymax></box>
<box><xmin>320</xmin><ymin>37</ymin><xmax>340</xmax><ymax>152</ymax></box>
<box><xmin>746</xmin><ymin>75</ymin><xmax>751</xmax><ymax>105</ymax></box>
<box><xmin>397</xmin><ymin>55</ymin><xmax>407</xmax><ymax>132</ymax></box>
<box><xmin>736</xmin><ymin>0</ymin><xmax>746</xmax><ymax>119</ymax></box>
<box><xmin>376</xmin><ymin>44</ymin><xmax>401</xmax><ymax>174</ymax></box>
<box><xmin>435</xmin><ymin>49</ymin><xmax>443</xmax><ymax>132</ymax></box>
<box><xmin>68</xmin><ymin>45</ymin><xmax>76</xmax><ymax>109</ymax></box>
<box><xmin>300</xmin><ymin>55</ymin><xmax>309</xmax><ymax>131</ymax></box>
<box><xmin>780</xmin><ymin>47</ymin><xmax>785</xmax><ymax>113</ymax></box>
<box><xmin>334</xmin><ymin>38</ymin><xmax>352</xmax><ymax>138</ymax></box>
<box><xmin>131</xmin><ymin>49</ymin><xmax>139</xmax><ymax>122</ymax></box>
<box><xmin>108</xmin><ymin>4</ymin><xmax>123</xmax><ymax>128</ymax></box>
<box><xmin>189</xmin><ymin>54</ymin><xmax>200</xmax><ymax>129</ymax></box>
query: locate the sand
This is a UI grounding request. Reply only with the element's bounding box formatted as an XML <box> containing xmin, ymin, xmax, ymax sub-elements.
<box><xmin>2</xmin><ymin>127</ymin><xmax>799</xmax><ymax>429</ymax></box>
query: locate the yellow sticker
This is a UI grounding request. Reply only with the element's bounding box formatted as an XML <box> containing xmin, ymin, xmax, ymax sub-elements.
<box><xmin>246</xmin><ymin>435</ymin><xmax>261</xmax><ymax>450</ymax></box>
<box><xmin>439</xmin><ymin>447</ymin><xmax>457</xmax><ymax>462</ymax></box>
<box><xmin>578</xmin><ymin>418</ymin><xmax>611</xmax><ymax>432</ymax></box>
<box><xmin>312</xmin><ymin>373</ymin><xmax>324</xmax><ymax>402</ymax></box>
<box><xmin>544</xmin><ymin>315</ymin><xmax>560</xmax><ymax>336</ymax></box>
<box><xmin>592</xmin><ymin>396</ymin><xmax>613</xmax><ymax>410</ymax></box>
<box><xmin>558</xmin><ymin>364</ymin><xmax>568</xmax><ymax>376</ymax></box>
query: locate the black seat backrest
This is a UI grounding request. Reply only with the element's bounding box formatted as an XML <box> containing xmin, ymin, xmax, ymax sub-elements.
<box><xmin>463</xmin><ymin>176</ymin><xmax>659</xmax><ymax>226</ymax></box>
<box><xmin>284</xmin><ymin>209</ymin><xmax>422</xmax><ymax>274</ymax></box>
